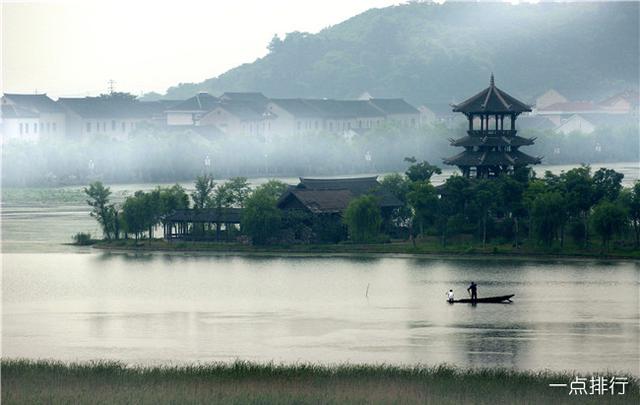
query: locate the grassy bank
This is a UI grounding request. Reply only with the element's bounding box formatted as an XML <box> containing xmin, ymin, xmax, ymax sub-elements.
<box><xmin>2</xmin><ymin>360</ymin><xmax>638</xmax><ymax>404</ymax></box>
<box><xmin>93</xmin><ymin>238</ymin><xmax>640</xmax><ymax>260</ymax></box>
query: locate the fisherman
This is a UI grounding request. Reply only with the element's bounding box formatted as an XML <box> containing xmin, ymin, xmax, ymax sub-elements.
<box><xmin>467</xmin><ymin>282</ymin><xmax>478</xmax><ymax>302</ymax></box>
<box><xmin>446</xmin><ymin>289</ymin><xmax>455</xmax><ymax>303</ymax></box>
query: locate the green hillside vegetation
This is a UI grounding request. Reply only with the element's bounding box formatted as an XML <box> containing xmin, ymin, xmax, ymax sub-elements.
<box><xmin>159</xmin><ymin>2</ymin><xmax>639</xmax><ymax>105</ymax></box>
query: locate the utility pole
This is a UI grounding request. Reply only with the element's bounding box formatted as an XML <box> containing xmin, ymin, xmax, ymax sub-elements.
<box><xmin>108</xmin><ymin>79</ymin><xmax>115</xmax><ymax>95</ymax></box>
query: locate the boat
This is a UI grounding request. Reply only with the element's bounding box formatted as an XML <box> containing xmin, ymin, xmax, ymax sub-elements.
<box><xmin>451</xmin><ymin>294</ymin><xmax>514</xmax><ymax>304</ymax></box>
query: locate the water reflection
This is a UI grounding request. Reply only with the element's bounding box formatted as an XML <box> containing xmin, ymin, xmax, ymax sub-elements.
<box><xmin>2</xmin><ymin>253</ymin><xmax>638</xmax><ymax>374</ymax></box>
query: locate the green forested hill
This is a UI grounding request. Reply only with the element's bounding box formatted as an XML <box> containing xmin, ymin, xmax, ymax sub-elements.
<box><xmin>160</xmin><ymin>2</ymin><xmax>638</xmax><ymax>106</ymax></box>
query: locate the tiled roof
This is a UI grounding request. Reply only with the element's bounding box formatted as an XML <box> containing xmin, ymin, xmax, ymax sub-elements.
<box><xmin>1</xmin><ymin>104</ymin><xmax>39</xmax><ymax>118</ymax></box>
<box><xmin>270</xmin><ymin>98</ymin><xmax>322</xmax><ymax>118</ymax></box>
<box><xmin>303</xmin><ymin>99</ymin><xmax>385</xmax><ymax>118</ymax></box>
<box><xmin>3</xmin><ymin>93</ymin><xmax>65</xmax><ymax>114</ymax></box>
<box><xmin>166</xmin><ymin>93</ymin><xmax>219</xmax><ymax>112</ymax></box>
<box><xmin>220</xmin><ymin>92</ymin><xmax>269</xmax><ymax>105</ymax></box>
<box><xmin>299</xmin><ymin>176</ymin><xmax>380</xmax><ymax>192</ymax></box>
<box><xmin>450</xmin><ymin>135</ymin><xmax>535</xmax><ymax>147</ymax></box>
<box><xmin>452</xmin><ymin>75</ymin><xmax>531</xmax><ymax>114</ymax></box>
<box><xmin>297</xmin><ymin>176</ymin><xmax>402</xmax><ymax>208</ymax></box>
<box><xmin>279</xmin><ymin>189</ymin><xmax>355</xmax><ymax>213</ymax></box>
<box><xmin>215</xmin><ymin>101</ymin><xmax>270</xmax><ymax>121</ymax></box>
<box><xmin>368</xmin><ymin>98</ymin><xmax>419</xmax><ymax>115</ymax></box>
<box><xmin>58</xmin><ymin>97</ymin><xmax>166</xmax><ymax>119</ymax></box>
<box><xmin>443</xmin><ymin>150</ymin><xmax>541</xmax><ymax>166</ymax></box>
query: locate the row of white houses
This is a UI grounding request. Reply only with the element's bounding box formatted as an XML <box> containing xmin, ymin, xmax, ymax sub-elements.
<box><xmin>1</xmin><ymin>91</ymin><xmax>427</xmax><ymax>142</ymax></box>
<box><xmin>2</xmin><ymin>88</ymin><xmax>636</xmax><ymax>141</ymax></box>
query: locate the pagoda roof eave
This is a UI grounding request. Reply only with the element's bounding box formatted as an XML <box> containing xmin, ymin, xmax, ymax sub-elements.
<box><xmin>452</xmin><ymin>75</ymin><xmax>532</xmax><ymax>114</ymax></box>
<box><xmin>443</xmin><ymin>150</ymin><xmax>541</xmax><ymax>166</ymax></box>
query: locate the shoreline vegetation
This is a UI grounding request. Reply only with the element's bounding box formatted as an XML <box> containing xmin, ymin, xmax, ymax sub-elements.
<box><xmin>92</xmin><ymin>238</ymin><xmax>640</xmax><ymax>261</ymax></box>
<box><xmin>2</xmin><ymin>359</ymin><xmax>638</xmax><ymax>405</ymax></box>
<box><xmin>76</xmin><ymin>160</ymin><xmax>640</xmax><ymax>262</ymax></box>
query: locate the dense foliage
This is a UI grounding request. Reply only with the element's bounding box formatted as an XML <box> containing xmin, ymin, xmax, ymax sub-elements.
<box><xmin>82</xmin><ymin>149</ymin><xmax>638</xmax><ymax>250</ymax></box>
<box><xmin>158</xmin><ymin>2</ymin><xmax>638</xmax><ymax>104</ymax></box>
<box><xmin>343</xmin><ymin>195</ymin><xmax>382</xmax><ymax>243</ymax></box>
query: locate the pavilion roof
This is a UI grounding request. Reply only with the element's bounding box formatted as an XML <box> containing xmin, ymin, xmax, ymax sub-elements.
<box><xmin>450</xmin><ymin>135</ymin><xmax>535</xmax><ymax>147</ymax></box>
<box><xmin>443</xmin><ymin>150</ymin><xmax>541</xmax><ymax>167</ymax></box>
<box><xmin>452</xmin><ymin>75</ymin><xmax>531</xmax><ymax>114</ymax></box>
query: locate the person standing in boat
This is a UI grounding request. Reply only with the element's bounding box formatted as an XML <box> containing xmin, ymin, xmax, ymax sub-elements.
<box><xmin>446</xmin><ymin>289</ymin><xmax>455</xmax><ymax>303</ymax></box>
<box><xmin>467</xmin><ymin>282</ymin><xmax>478</xmax><ymax>302</ymax></box>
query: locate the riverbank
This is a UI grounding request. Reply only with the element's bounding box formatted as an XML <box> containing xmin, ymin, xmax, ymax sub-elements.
<box><xmin>3</xmin><ymin>360</ymin><xmax>637</xmax><ymax>404</ymax></box>
<box><xmin>92</xmin><ymin>238</ymin><xmax>640</xmax><ymax>260</ymax></box>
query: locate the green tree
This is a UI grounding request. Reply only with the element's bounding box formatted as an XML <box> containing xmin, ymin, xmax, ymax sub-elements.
<box><xmin>619</xmin><ymin>182</ymin><xmax>640</xmax><ymax>247</ymax></box>
<box><xmin>241</xmin><ymin>188</ymin><xmax>282</xmax><ymax>245</ymax></box>
<box><xmin>531</xmin><ymin>192</ymin><xmax>566</xmax><ymax>246</ymax></box>
<box><xmin>191</xmin><ymin>174</ymin><xmax>216</xmax><ymax>209</ymax></box>
<box><xmin>591</xmin><ymin>201</ymin><xmax>627</xmax><ymax>249</ymax></box>
<box><xmin>256</xmin><ymin>179</ymin><xmax>288</xmax><ymax>201</ymax></box>
<box><xmin>497</xmin><ymin>175</ymin><xmax>525</xmax><ymax>247</ymax></box>
<box><xmin>592</xmin><ymin>168</ymin><xmax>624</xmax><ymax>203</ymax></box>
<box><xmin>404</xmin><ymin>157</ymin><xmax>442</xmax><ymax>183</ymax></box>
<box><xmin>560</xmin><ymin>166</ymin><xmax>593</xmax><ymax>246</ymax></box>
<box><xmin>406</xmin><ymin>181</ymin><xmax>438</xmax><ymax>236</ymax></box>
<box><xmin>121</xmin><ymin>192</ymin><xmax>147</xmax><ymax>240</ymax></box>
<box><xmin>343</xmin><ymin>195</ymin><xmax>382</xmax><ymax>243</ymax></box>
<box><xmin>226</xmin><ymin>177</ymin><xmax>252</xmax><ymax>207</ymax></box>
<box><xmin>474</xmin><ymin>180</ymin><xmax>497</xmax><ymax>248</ymax></box>
<box><xmin>379</xmin><ymin>173</ymin><xmax>412</xmax><ymax>229</ymax></box>
<box><xmin>84</xmin><ymin>181</ymin><xmax>117</xmax><ymax>240</ymax></box>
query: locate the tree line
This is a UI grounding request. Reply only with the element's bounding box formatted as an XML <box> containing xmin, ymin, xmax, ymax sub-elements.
<box><xmin>84</xmin><ymin>162</ymin><xmax>640</xmax><ymax>251</ymax></box>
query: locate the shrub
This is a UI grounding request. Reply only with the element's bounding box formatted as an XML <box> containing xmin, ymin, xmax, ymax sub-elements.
<box><xmin>72</xmin><ymin>232</ymin><xmax>93</xmax><ymax>245</ymax></box>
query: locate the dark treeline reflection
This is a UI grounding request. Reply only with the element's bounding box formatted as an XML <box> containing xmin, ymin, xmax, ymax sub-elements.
<box><xmin>2</xmin><ymin>122</ymin><xmax>637</xmax><ymax>187</ymax></box>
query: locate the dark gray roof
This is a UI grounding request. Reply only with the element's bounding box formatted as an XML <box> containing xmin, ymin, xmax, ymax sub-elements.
<box><xmin>166</xmin><ymin>93</ymin><xmax>219</xmax><ymax>112</ymax></box>
<box><xmin>270</xmin><ymin>98</ymin><xmax>322</xmax><ymax>118</ymax></box>
<box><xmin>220</xmin><ymin>92</ymin><xmax>269</xmax><ymax>105</ymax></box>
<box><xmin>278</xmin><ymin>189</ymin><xmax>355</xmax><ymax>213</ymax></box>
<box><xmin>303</xmin><ymin>99</ymin><xmax>385</xmax><ymax>119</ymax></box>
<box><xmin>443</xmin><ymin>150</ymin><xmax>541</xmax><ymax>166</ymax></box>
<box><xmin>1</xmin><ymin>104</ymin><xmax>39</xmax><ymax>118</ymax></box>
<box><xmin>450</xmin><ymin>135</ymin><xmax>535</xmax><ymax>147</ymax></box>
<box><xmin>58</xmin><ymin>97</ymin><xmax>166</xmax><ymax>119</ymax></box>
<box><xmin>296</xmin><ymin>176</ymin><xmax>402</xmax><ymax>208</ymax></box>
<box><xmin>368</xmin><ymin>98</ymin><xmax>419</xmax><ymax>115</ymax></box>
<box><xmin>299</xmin><ymin>176</ymin><xmax>380</xmax><ymax>193</ymax></box>
<box><xmin>215</xmin><ymin>101</ymin><xmax>270</xmax><ymax>121</ymax></box>
<box><xmin>452</xmin><ymin>75</ymin><xmax>531</xmax><ymax>114</ymax></box>
<box><xmin>3</xmin><ymin>93</ymin><xmax>65</xmax><ymax>114</ymax></box>
<box><xmin>165</xmin><ymin>208</ymin><xmax>242</xmax><ymax>223</ymax></box>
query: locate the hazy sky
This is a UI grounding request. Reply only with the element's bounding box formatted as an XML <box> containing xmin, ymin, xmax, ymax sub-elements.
<box><xmin>2</xmin><ymin>0</ymin><xmax>402</xmax><ymax>97</ymax></box>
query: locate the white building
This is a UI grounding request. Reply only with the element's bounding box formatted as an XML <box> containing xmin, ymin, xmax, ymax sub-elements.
<box><xmin>1</xmin><ymin>94</ymin><xmax>66</xmax><ymax>142</ymax></box>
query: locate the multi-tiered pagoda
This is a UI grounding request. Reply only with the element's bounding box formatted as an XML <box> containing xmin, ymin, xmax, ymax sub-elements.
<box><xmin>444</xmin><ymin>75</ymin><xmax>541</xmax><ymax>178</ymax></box>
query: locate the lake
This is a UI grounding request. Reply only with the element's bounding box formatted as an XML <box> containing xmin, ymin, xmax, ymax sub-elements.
<box><xmin>2</xmin><ymin>252</ymin><xmax>639</xmax><ymax>374</ymax></box>
<box><xmin>1</xmin><ymin>161</ymin><xmax>639</xmax><ymax>375</ymax></box>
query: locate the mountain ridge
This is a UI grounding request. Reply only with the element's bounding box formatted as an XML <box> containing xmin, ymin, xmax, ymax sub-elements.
<box><xmin>151</xmin><ymin>2</ymin><xmax>639</xmax><ymax>108</ymax></box>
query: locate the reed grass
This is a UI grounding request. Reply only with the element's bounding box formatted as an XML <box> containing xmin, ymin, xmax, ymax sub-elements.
<box><xmin>2</xmin><ymin>359</ymin><xmax>638</xmax><ymax>404</ymax></box>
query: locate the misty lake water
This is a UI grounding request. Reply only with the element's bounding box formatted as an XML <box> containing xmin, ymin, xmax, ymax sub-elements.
<box><xmin>1</xmin><ymin>161</ymin><xmax>639</xmax><ymax>374</ymax></box>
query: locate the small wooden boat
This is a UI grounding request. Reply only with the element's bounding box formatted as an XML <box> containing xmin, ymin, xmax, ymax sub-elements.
<box><xmin>451</xmin><ymin>294</ymin><xmax>514</xmax><ymax>304</ymax></box>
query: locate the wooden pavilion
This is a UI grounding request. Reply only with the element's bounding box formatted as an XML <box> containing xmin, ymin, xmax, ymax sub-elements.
<box><xmin>163</xmin><ymin>208</ymin><xmax>242</xmax><ymax>241</ymax></box>
<box><xmin>444</xmin><ymin>74</ymin><xmax>541</xmax><ymax>178</ymax></box>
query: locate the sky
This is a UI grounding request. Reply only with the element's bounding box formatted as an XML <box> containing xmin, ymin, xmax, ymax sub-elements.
<box><xmin>1</xmin><ymin>0</ymin><xmax>402</xmax><ymax>98</ymax></box>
